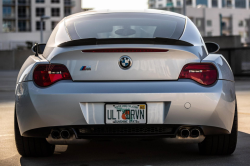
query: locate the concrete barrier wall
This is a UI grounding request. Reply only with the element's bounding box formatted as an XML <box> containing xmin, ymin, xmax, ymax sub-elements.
<box><xmin>204</xmin><ymin>36</ymin><xmax>242</xmax><ymax>49</ymax></box>
<box><xmin>218</xmin><ymin>48</ymin><xmax>250</xmax><ymax>76</ymax></box>
<box><xmin>0</xmin><ymin>50</ymin><xmax>32</xmax><ymax>70</ymax></box>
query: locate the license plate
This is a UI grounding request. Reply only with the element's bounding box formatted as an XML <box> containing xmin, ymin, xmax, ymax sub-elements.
<box><xmin>105</xmin><ymin>104</ymin><xmax>147</xmax><ymax>124</ymax></box>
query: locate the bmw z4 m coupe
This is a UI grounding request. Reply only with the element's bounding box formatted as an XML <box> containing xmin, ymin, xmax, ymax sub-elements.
<box><xmin>15</xmin><ymin>10</ymin><xmax>237</xmax><ymax>157</ymax></box>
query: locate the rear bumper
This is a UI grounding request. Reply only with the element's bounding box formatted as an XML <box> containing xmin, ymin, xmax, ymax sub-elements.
<box><xmin>15</xmin><ymin>79</ymin><xmax>235</xmax><ymax>136</ymax></box>
<box><xmin>22</xmin><ymin>124</ymin><xmax>230</xmax><ymax>138</ymax></box>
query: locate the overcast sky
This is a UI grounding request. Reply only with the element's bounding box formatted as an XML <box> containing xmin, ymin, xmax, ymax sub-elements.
<box><xmin>82</xmin><ymin>0</ymin><xmax>148</xmax><ymax>10</ymax></box>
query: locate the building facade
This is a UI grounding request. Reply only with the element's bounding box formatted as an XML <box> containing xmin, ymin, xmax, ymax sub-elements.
<box><xmin>148</xmin><ymin>0</ymin><xmax>250</xmax><ymax>44</ymax></box>
<box><xmin>0</xmin><ymin>0</ymin><xmax>82</xmax><ymax>50</ymax></box>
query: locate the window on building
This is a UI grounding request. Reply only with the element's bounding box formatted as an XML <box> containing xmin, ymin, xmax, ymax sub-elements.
<box><xmin>36</xmin><ymin>21</ymin><xmax>45</xmax><ymax>30</ymax></box>
<box><xmin>51</xmin><ymin>0</ymin><xmax>60</xmax><ymax>3</ymax></box>
<box><xmin>18</xmin><ymin>21</ymin><xmax>26</xmax><ymax>31</ymax></box>
<box><xmin>18</xmin><ymin>7</ymin><xmax>26</xmax><ymax>18</ymax></box>
<box><xmin>197</xmin><ymin>19</ymin><xmax>202</xmax><ymax>27</ymax></box>
<box><xmin>221</xmin><ymin>22</ymin><xmax>226</xmax><ymax>29</ymax></box>
<box><xmin>196</xmin><ymin>18</ymin><xmax>204</xmax><ymax>30</ymax></box>
<box><xmin>64</xmin><ymin>7</ymin><xmax>71</xmax><ymax>16</ymax></box>
<box><xmin>166</xmin><ymin>0</ymin><xmax>173</xmax><ymax>7</ymax></box>
<box><xmin>222</xmin><ymin>0</ymin><xmax>232</xmax><ymax>7</ymax></box>
<box><xmin>207</xmin><ymin>20</ymin><xmax>212</xmax><ymax>26</ymax></box>
<box><xmin>51</xmin><ymin>8</ymin><xmax>60</xmax><ymax>16</ymax></box>
<box><xmin>235</xmin><ymin>0</ymin><xmax>246</xmax><ymax>8</ymax></box>
<box><xmin>196</xmin><ymin>0</ymin><xmax>207</xmax><ymax>6</ymax></box>
<box><xmin>176</xmin><ymin>0</ymin><xmax>181</xmax><ymax>6</ymax></box>
<box><xmin>158</xmin><ymin>4</ymin><xmax>163</xmax><ymax>8</ymax></box>
<box><xmin>3</xmin><ymin>7</ymin><xmax>12</xmax><ymax>17</ymax></box>
<box><xmin>239</xmin><ymin>20</ymin><xmax>244</xmax><ymax>27</ymax></box>
<box><xmin>51</xmin><ymin>21</ymin><xmax>58</xmax><ymax>30</ymax></box>
<box><xmin>36</xmin><ymin>8</ymin><xmax>45</xmax><ymax>17</ymax></box>
<box><xmin>2</xmin><ymin>20</ymin><xmax>15</xmax><ymax>32</ymax></box>
<box><xmin>186</xmin><ymin>0</ymin><xmax>192</xmax><ymax>5</ymax></box>
<box><xmin>207</xmin><ymin>32</ymin><xmax>212</xmax><ymax>36</ymax></box>
<box><xmin>212</xmin><ymin>0</ymin><xmax>218</xmax><ymax>7</ymax></box>
<box><xmin>36</xmin><ymin>0</ymin><xmax>44</xmax><ymax>3</ymax></box>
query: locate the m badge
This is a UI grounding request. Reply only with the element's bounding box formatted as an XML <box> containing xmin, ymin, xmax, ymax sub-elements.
<box><xmin>80</xmin><ymin>66</ymin><xmax>91</xmax><ymax>71</ymax></box>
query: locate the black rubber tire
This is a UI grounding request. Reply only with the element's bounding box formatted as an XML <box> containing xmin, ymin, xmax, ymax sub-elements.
<box><xmin>198</xmin><ymin>102</ymin><xmax>238</xmax><ymax>155</ymax></box>
<box><xmin>14</xmin><ymin>111</ymin><xmax>55</xmax><ymax>157</ymax></box>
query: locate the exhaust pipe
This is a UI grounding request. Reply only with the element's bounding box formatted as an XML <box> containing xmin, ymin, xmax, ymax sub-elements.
<box><xmin>190</xmin><ymin>128</ymin><xmax>200</xmax><ymax>138</ymax></box>
<box><xmin>180</xmin><ymin>129</ymin><xmax>190</xmax><ymax>138</ymax></box>
<box><xmin>51</xmin><ymin>130</ymin><xmax>60</xmax><ymax>139</ymax></box>
<box><xmin>60</xmin><ymin>130</ymin><xmax>70</xmax><ymax>139</ymax></box>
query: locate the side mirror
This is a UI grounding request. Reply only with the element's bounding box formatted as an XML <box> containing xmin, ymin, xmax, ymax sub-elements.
<box><xmin>205</xmin><ymin>42</ymin><xmax>220</xmax><ymax>54</ymax></box>
<box><xmin>32</xmin><ymin>43</ymin><xmax>46</xmax><ymax>54</ymax></box>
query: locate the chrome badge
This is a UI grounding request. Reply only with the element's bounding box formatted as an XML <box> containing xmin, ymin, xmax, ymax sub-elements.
<box><xmin>80</xmin><ymin>66</ymin><xmax>91</xmax><ymax>71</ymax></box>
<box><xmin>119</xmin><ymin>56</ymin><xmax>132</xmax><ymax>70</ymax></box>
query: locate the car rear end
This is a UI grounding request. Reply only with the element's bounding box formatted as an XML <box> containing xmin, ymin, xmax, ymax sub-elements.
<box><xmin>15</xmin><ymin>10</ymin><xmax>236</xmax><ymax>149</ymax></box>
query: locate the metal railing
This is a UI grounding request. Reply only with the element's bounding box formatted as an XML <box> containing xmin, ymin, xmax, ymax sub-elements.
<box><xmin>64</xmin><ymin>1</ymin><xmax>75</xmax><ymax>7</ymax></box>
<box><xmin>3</xmin><ymin>0</ymin><xmax>16</xmax><ymax>5</ymax></box>
<box><xmin>148</xmin><ymin>0</ymin><xmax>155</xmax><ymax>4</ymax></box>
<box><xmin>18</xmin><ymin>28</ymin><xmax>31</xmax><ymax>32</ymax></box>
<box><xmin>222</xmin><ymin>26</ymin><xmax>232</xmax><ymax>31</ymax></box>
<box><xmin>3</xmin><ymin>14</ymin><xmax>16</xmax><ymax>19</ymax></box>
<box><xmin>18</xmin><ymin>14</ymin><xmax>31</xmax><ymax>19</ymax></box>
<box><xmin>18</xmin><ymin>0</ymin><xmax>31</xmax><ymax>6</ymax></box>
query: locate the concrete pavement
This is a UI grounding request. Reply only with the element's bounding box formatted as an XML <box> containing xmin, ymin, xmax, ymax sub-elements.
<box><xmin>0</xmin><ymin>71</ymin><xmax>250</xmax><ymax>166</ymax></box>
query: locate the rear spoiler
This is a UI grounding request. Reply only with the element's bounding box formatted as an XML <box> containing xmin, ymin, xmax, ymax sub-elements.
<box><xmin>58</xmin><ymin>38</ymin><xmax>194</xmax><ymax>47</ymax></box>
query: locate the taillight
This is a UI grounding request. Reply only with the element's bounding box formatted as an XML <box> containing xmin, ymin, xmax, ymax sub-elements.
<box><xmin>33</xmin><ymin>64</ymin><xmax>72</xmax><ymax>87</ymax></box>
<box><xmin>179</xmin><ymin>63</ymin><xmax>218</xmax><ymax>85</ymax></box>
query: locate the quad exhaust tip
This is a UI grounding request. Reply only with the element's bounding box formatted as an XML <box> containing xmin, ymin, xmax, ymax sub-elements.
<box><xmin>180</xmin><ymin>129</ymin><xmax>190</xmax><ymax>138</ymax></box>
<box><xmin>51</xmin><ymin>130</ymin><xmax>60</xmax><ymax>139</ymax></box>
<box><xmin>60</xmin><ymin>130</ymin><xmax>70</xmax><ymax>139</ymax></box>
<box><xmin>190</xmin><ymin>128</ymin><xmax>200</xmax><ymax>138</ymax></box>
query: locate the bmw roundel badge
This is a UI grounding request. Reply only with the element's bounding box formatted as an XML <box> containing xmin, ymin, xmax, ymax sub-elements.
<box><xmin>119</xmin><ymin>56</ymin><xmax>132</xmax><ymax>70</ymax></box>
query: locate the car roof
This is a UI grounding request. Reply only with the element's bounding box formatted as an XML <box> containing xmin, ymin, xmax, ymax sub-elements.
<box><xmin>66</xmin><ymin>9</ymin><xmax>186</xmax><ymax>20</ymax></box>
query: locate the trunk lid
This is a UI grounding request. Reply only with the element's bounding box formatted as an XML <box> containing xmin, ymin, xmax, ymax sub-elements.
<box><xmin>49</xmin><ymin>47</ymin><xmax>200</xmax><ymax>81</ymax></box>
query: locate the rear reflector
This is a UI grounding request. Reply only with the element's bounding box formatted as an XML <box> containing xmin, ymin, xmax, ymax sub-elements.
<box><xmin>179</xmin><ymin>63</ymin><xmax>218</xmax><ymax>85</ymax></box>
<box><xmin>33</xmin><ymin>64</ymin><xmax>72</xmax><ymax>87</ymax></box>
<box><xmin>82</xmin><ymin>49</ymin><xmax>169</xmax><ymax>52</ymax></box>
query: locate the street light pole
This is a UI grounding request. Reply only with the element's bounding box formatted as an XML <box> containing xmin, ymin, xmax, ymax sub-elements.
<box><xmin>183</xmin><ymin>0</ymin><xmax>186</xmax><ymax>16</ymax></box>
<box><xmin>40</xmin><ymin>18</ymin><xmax>43</xmax><ymax>43</ymax></box>
<box><xmin>40</xmin><ymin>16</ymin><xmax>50</xmax><ymax>43</ymax></box>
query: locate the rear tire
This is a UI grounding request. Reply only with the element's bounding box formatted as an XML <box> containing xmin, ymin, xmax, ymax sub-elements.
<box><xmin>15</xmin><ymin>111</ymin><xmax>55</xmax><ymax>157</ymax></box>
<box><xmin>198</xmin><ymin>102</ymin><xmax>238</xmax><ymax>155</ymax></box>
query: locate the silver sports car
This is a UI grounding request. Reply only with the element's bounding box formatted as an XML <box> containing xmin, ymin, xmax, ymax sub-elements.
<box><xmin>15</xmin><ymin>9</ymin><xmax>237</xmax><ymax>157</ymax></box>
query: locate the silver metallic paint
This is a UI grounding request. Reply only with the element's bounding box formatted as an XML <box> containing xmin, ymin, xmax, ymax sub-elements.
<box><xmin>16</xmin><ymin>80</ymin><xmax>235</xmax><ymax>135</ymax></box>
<box><xmin>180</xmin><ymin>18</ymin><xmax>203</xmax><ymax>46</ymax></box>
<box><xmin>15</xmin><ymin>11</ymin><xmax>236</xmax><ymax>141</ymax></box>
<box><xmin>202</xmin><ymin>54</ymin><xmax>234</xmax><ymax>81</ymax></box>
<box><xmin>16</xmin><ymin>55</ymin><xmax>48</xmax><ymax>84</ymax></box>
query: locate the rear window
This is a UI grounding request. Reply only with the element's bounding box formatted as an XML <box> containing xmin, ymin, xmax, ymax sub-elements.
<box><xmin>65</xmin><ymin>13</ymin><xmax>186</xmax><ymax>40</ymax></box>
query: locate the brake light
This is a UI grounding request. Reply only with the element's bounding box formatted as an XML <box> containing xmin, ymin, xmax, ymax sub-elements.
<box><xmin>179</xmin><ymin>63</ymin><xmax>217</xmax><ymax>85</ymax></box>
<box><xmin>33</xmin><ymin>64</ymin><xmax>72</xmax><ymax>87</ymax></box>
<box><xmin>82</xmin><ymin>49</ymin><xmax>168</xmax><ymax>52</ymax></box>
